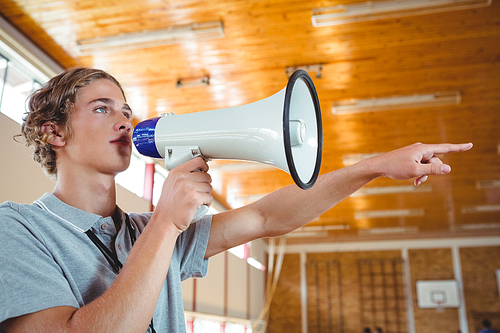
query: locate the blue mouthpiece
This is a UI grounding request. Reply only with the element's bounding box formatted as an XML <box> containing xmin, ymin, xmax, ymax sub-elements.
<box><xmin>132</xmin><ymin>117</ymin><xmax>162</xmax><ymax>159</ymax></box>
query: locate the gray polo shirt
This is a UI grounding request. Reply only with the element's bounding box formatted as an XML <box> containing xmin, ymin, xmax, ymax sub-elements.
<box><xmin>0</xmin><ymin>193</ymin><xmax>211</xmax><ymax>333</ymax></box>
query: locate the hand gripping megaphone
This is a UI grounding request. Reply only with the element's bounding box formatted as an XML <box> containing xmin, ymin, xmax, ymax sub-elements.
<box><xmin>133</xmin><ymin>70</ymin><xmax>323</xmax><ymax>222</ymax></box>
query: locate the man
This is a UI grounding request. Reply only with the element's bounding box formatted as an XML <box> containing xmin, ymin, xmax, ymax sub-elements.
<box><xmin>0</xmin><ymin>67</ymin><xmax>472</xmax><ymax>333</ymax></box>
<box><xmin>480</xmin><ymin>319</ymin><xmax>499</xmax><ymax>333</ymax></box>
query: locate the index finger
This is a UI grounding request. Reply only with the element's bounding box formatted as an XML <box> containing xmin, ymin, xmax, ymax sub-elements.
<box><xmin>421</xmin><ymin>142</ymin><xmax>473</xmax><ymax>158</ymax></box>
<box><xmin>190</xmin><ymin>156</ymin><xmax>209</xmax><ymax>173</ymax></box>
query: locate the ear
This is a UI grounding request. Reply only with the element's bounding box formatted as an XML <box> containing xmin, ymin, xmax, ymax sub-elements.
<box><xmin>41</xmin><ymin>121</ymin><xmax>66</xmax><ymax>147</ymax></box>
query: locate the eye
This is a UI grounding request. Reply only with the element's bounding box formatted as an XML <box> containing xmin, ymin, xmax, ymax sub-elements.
<box><xmin>122</xmin><ymin>110</ymin><xmax>132</xmax><ymax>119</ymax></box>
<box><xmin>94</xmin><ymin>106</ymin><xmax>108</xmax><ymax>114</ymax></box>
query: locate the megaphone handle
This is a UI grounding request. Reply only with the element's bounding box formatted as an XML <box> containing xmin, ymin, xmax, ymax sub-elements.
<box><xmin>190</xmin><ymin>166</ymin><xmax>211</xmax><ymax>223</ymax></box>
<box><xmin>191</xmin><ymin>205</ymin><xmax>210</xmax><ymax>223</ymax></box>
<box><xmin>163</xmin><ymin>146</ymin><xmax>210</xmax><ymax>223</ymax></box>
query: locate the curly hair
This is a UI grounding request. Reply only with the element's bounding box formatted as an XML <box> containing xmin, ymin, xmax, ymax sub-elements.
<box><xmin>21</xmin><ymin>67</ymin><xmax>125</xmax><ymax>178</ymax></box>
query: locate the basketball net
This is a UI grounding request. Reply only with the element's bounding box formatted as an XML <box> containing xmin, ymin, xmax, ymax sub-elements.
<box><xmin>435</xmin><ymin>300</ymin><xmax>445</xmax><ymax>313</ymax></box>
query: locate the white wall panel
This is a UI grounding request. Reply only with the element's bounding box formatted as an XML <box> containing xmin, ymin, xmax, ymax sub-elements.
<box><xmin>196</xmin><ymin>251</ymin><xmax>225</xmax><ymax>316</ymax></box>
<box><xmin>182</xmin><ymin>277</ymin><xmax>195</xmax><ymax>312</ymax></box>
<box><xmin>227</xmin><ymin>252</ymin><xmax>248</xmax><ymax>319</ymax></box>
<box><xmin>250</xmin><ymin>265</ymin><xmax>265</xmax><ymax>320</ymax></box>
<box><xmin>0</xmin><ymin>113</ymin><xmax>55</xmax><ymax>204</ymax></box>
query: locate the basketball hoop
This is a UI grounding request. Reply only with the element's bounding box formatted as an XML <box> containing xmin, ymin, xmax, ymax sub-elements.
<box><xmin>435</xmin><ymin>300</ymin><xmax>445</xmax><ymax>313</ymax></box>
<box><xmin>431</xmin><ymin>291</ymin><xmax>446</xmax><ymax>312</ymax></box>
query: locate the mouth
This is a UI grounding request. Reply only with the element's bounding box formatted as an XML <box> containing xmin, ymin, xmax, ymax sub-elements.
<box><xmin>110</xmin><ymin>135</ymin><xmax>131</xmax><ymax>147</ymax></box>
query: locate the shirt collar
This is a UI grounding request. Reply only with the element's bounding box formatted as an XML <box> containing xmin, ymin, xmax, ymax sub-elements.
<box><xmin>34</xmin><ymin>193</ymin><xmax>114</xmax><ymax>233</ymax></box>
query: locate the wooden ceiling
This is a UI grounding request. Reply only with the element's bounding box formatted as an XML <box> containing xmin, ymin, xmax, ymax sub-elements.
<box><xmin>1</xmin><ymin>0</ymin><xmax>499</xmax><ymax>243</ymax></box>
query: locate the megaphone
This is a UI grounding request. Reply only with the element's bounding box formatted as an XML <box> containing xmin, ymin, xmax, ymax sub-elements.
<box><xmin>133</xmin><ymin>69</ymin><xmax>322</xmax><ymax>221</ymax></box>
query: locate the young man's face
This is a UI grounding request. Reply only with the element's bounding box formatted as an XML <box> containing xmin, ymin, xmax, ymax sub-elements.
<box><xmin>61</xmin><ymin>78</ymin><xmax>133</xmax><ymax>176</ymax></box>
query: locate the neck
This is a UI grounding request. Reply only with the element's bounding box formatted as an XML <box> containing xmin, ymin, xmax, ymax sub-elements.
<box><xmin>53</xmin><ymin>168</ymin><xmax>118</xmax><ymax>218</ymax></box>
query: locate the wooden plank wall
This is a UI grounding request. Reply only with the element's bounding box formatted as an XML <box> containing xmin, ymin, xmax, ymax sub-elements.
<box><xmin>268</xmin><ymin>244</ymin><xmax>500</xmax><ymax>333</ymax></box>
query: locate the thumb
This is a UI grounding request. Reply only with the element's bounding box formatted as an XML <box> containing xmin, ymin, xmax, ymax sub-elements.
<box><xmin>418</xmin><ymin>162</ymin><xmax>451</xmax><ymax>175</ymax></box>
<box><xmin>414</xmin><ymin>163</ymin><xmax>451</xmax><ymax>186</ymax></box>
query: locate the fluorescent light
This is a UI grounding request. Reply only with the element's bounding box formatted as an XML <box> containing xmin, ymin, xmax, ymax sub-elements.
<box><xmin>355</xmin><ymin>208</ymin><xmax>424</xmax><ymax>219</ymax></box>
<box><xmin>358</xmin><ymin>226</ymin><xmax>419</xmax><ymax>235</ymax></box>
<box><xmin>452</xmin><ymin>223</ymin><xmax>500</xmax><ymax>230</ymax></box>
<box><xmin>291</xmin><ymin>225</ymin><xmax>350</xmax><ymax>233</ymax></box>
<box><xmin>295</xmin><ymin>225</ymin><xmax>351</xmax><ymax>232</ymax></box>
<box><xmin>247</xmin><ymin>257</ymin><xmax>266</xmax><ymax>271</ymax></box>
<box><xmin>351</xmin><ymin>185</ymin><xmax>432</xmax><ymax>197</ymax></box>
<box><xmin>312</xmin><ymin>0</ymin><xmax>492</xmax><ymax>27</ymax></box>
<box><xmin>332</xmin><ymin>91</ymin><xmax>461</xmax><ymax>115</ymax></box>
<box><xmin>75</xmin><ymin>21</ymin><xmax>224</xmax><ymax>56</ymax></box>
<box><xmin>461</xmin><ymin>205</ymin><xmax>500</xmax><ymax>214</ymax></box>
<box><xmin>285</xmin><ymin>231</ymin><xmax>329</xmax><ymax>238</ymax></box>
<box><xmin>286</xmin><ymin>224</ymin><xmax>350</xmax><ymax>238</ymax></box>
<box><xmin>476</xmin><ymin>180</ymin><xmax>500</xmax><ymax>189</ymax></box>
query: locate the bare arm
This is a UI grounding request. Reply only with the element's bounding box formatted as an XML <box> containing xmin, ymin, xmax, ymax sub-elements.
<box><xmin>205</xmin><ymin>142</ymin><xmax>473</xmax><ymax>258</ymax></box>
<box><xmin>1</xmin><ymin>158</ymin><xmax>213</xmax><ymax>333</ymax></box>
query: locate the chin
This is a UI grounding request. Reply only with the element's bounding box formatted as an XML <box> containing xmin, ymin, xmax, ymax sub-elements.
<box><xmin>120</xmin><ymin>160</ymin><xmax>132</xmax><ymax>172</ymax></box>
<box><xmin>110</xmin><ymin>160</ymin><xmax>131</xmax><ymax>175</ymax></box>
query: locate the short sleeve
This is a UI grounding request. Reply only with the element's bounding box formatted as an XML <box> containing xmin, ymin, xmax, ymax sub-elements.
<box><xmin>128</xmin><ymin>211</ymin><xmax>212</xmax><ymax>281</ymax></box>
<box><xmin>0</xmin><ymin>204</ymin><xmax>79</xmax><ymax>324</ymax></box>
<box><xmin>176</xmin><ymin>215</ymin><xmax>212</xmax><ymax>281</ymax></box>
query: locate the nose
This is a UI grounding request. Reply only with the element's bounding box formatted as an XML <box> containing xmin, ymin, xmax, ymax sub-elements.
<box><xmin>119</xmin><ymin>123</ymin><xmax>131</xmax><ymax>132</ymax></box>
<box><xmin>115</xmin><ymin>114</ymin><xmax>132</xmax><ymax>133</ymax></box>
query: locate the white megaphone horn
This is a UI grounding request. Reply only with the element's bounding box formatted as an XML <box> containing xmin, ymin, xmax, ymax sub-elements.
<box><xmin>133</xmin><ymin>70</ymin><xmax>323</xmax><ymax>221</ymax></box>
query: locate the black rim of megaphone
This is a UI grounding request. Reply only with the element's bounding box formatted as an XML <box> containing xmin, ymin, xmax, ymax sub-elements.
<box><xmin>283</xmin><ymin>69</ymin><xmax>323</xmax><ymax>190</ymax></box>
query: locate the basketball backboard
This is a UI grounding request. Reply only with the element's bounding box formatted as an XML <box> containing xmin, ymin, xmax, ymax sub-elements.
<box><xmin>416</xmin><ymin>280</ymin><xmax>461</xmax><ymax>308</ymax></box>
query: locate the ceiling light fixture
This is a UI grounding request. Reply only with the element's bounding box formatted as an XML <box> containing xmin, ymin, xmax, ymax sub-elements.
<box><xmin>286</xmin><ymin>224</ymin><xmax>350</xmax><ymax>238</ymax></box>
<box><xmin>176</xmin><ymin>76</ymin><xmax>210</xmax><ymax>89</ymax></box>
<box><xmin>247</xmin><ymin>257</ymin><xmax>266</xmax><ymax>271</ymax></box>
<box><xmin>451</xmin><ymin>223</ymin><xmax>500</xmax><ymax>230</ymax></box>
<box><xmin>75</xmin><ymin>21</ymin><xmax>225</xmax><ymax>56</ymax></box>
<box><xmin>285</xmin><ymin>231</ymin><xmax>329</xmax><ymax>238</ymax></box>
<box><xmin>286</xmin><ymin>64</ymin><xmax>323</xmax><ymax>78</ymax></box>
<box><xmin>294</xmin><ymin>225</ymin><xmax>351</xmax><ymax>232</ymax></box>
<box><xmin>355</xmin><ymin>208</ymin><xmax>424</xmax><ymax>219</ymax></box>
<box><xmin>312</xmin><ymin>0</ymin><xmax>492</xmax><ymax>27</ymax></box>
<box><xmin>358</xmin><ymin>226</ymin><xmax>419</xmax><ymax>235</ymax></box>
<box><xmin>461</xmin><ymin>205</ymin><xmax>500</xmax><ymax>214</ymax></box>
<box><xmin>351</xmin><ymin>185</ymin><xmax>432</xmax><ymax>197</ymax></box>
<box><xmin>476</xmin><ymin>180</ymin><xmax>500</xmax><ymax>189</ymax></box>
<box><xmin>332</xmin><ymin>91</ymin><xmax>461</xmax><ymax>115</ymax></box>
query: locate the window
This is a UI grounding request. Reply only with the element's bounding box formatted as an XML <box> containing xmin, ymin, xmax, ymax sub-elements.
<box><xmin>0</xmin><ymin>53</ymin><xmax>44</xmax><ymax>124</ymax></box>
<box><xmin>193</xmin><ymin>319</ymin><xmax>220</xmax><ymax>333</ymax></box>
<box><xmin>229</xmin><ymin>244</ymin><xmax>245</xmax><ymax>259</ymax></box>
<box><xmin>225</xmin><ymin>322</ymin><xmax>251</xmax><ymax>333</ymax></box>
<box><xmin>190</xmin><ymin>319</ymin><xmax>252</xmax><ymax>333</ymax></box>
